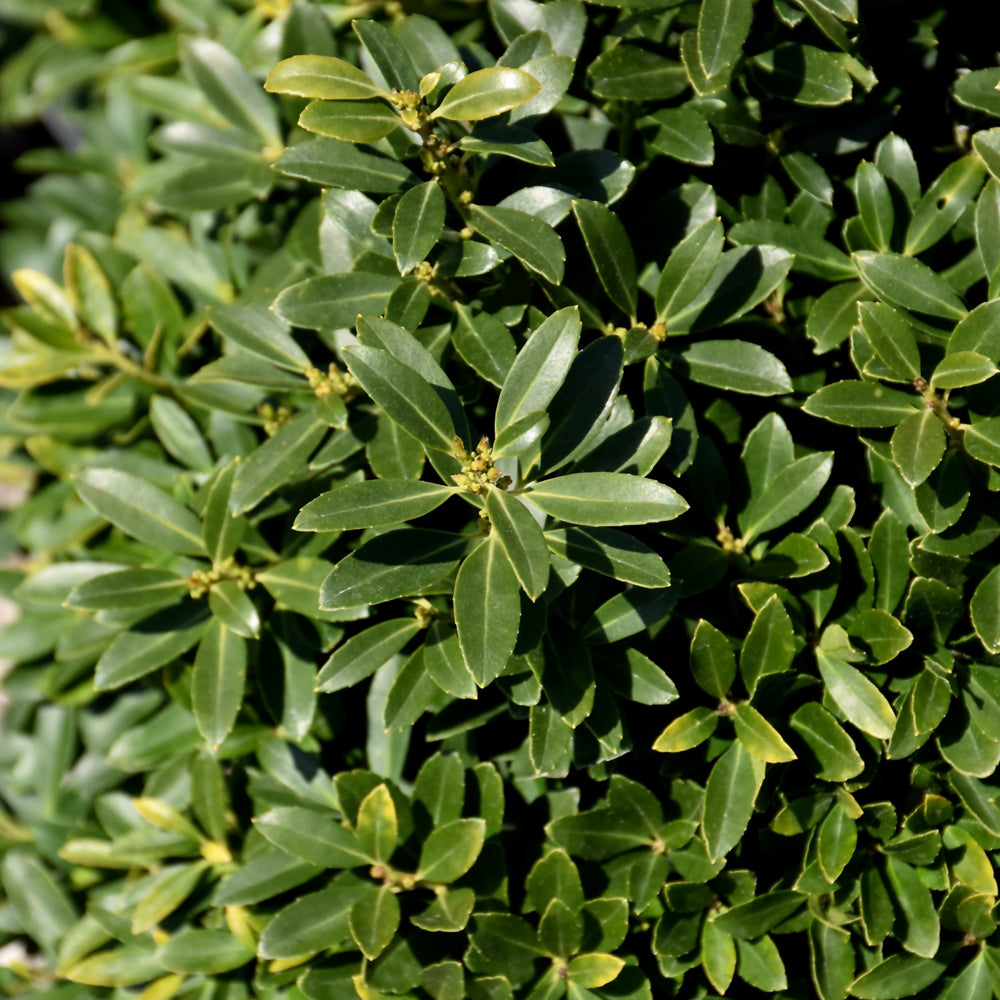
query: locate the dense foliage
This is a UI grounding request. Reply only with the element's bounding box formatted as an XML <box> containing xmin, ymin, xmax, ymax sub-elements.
<box><xmin>5</xmin><ymin>1</ymin><xmax>1000</xmax><ymax>998</ymax></box>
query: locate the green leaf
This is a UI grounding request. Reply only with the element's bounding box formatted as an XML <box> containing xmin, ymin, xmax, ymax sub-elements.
<box><xmin>855</xmin><ymin>162</ymin><xmax>895</xmax><ymax>251</ymax></box>
<box><xmin>568</xmin><ymin>953</ymin><xmax>625</xmax><ymax>988</ymax></box>
<box><xmin>644</xmin><ymin>106</ymin><xmax>714</xmax><ymax>166</ymax></box>
<box><xmin>817</xmin><ymin>801</ymin><xmax>857</xmax><ymax>881</ymax></box>
<box><xmin>459</xmin><ymin>125</ymin><xmax>555</xmax><ymax>166</ymax></box>
<box><xmin>432</xmin><ymin>68</ymin><xmax>541</xmax><ymax>121</ymax></box>
<box><xmin>132</xmin><ymin>861</ymin><xmax>210</xmax><ymax>934</ymax></box>
<box><xmin>417</xmin><ymin>818</ymin><xmax>487</xmax><ymax>882</ymax></box>
<box><xmin>701</xmin><ymin>917</ymin><xmax>737</xmax><ymax>994</ymax></box>
<box><xmin>539</xmin><ymin>898</ymin><xmax>583</xmax><ymax>958</ymax></box>
<box><xmin>905</xmin><ymin>155</ymin><xmax>987</xmax><ymax>257</ymax></box>
<box><xmin>656</xmin><ymin>218</ymin><xmax>724</xmax><ymax>324</ymax></box>
<box><xmin>67</xmin><ymin>568</ymin><xmax>188</xmax><ymax>611</ymax></box>
<box><xmin>653</xmin><ymin>706</ymin><xmax>719</xmax><ymax>752</ymax></box>
<box><xmin>816</xmin><ymin>649</ymin><xmax>896</xmax><ymax>739</ymax></box>
<box><xmin>751</xmin><ymin>43</ymin><xmax>852</xmax><ymax>105</ymax></box>
<box><xmin>353</xmin><ymin>18</ymin><xmax>419</xmax><ymax>92</ymax></box>
<box><xmin>149</xmin><ymin>395</ymin><xmax>214</xmax><ymax>473</ymax></box>
<box><xmin>423</xmin><ymin>621</ymin><xmax>477</xmax><ymax>699</ymax></box>
<box><xmin>690</xmin><ymin>619</ymin><xmax>736</xmax><ymax>699</ymax></box>
<box><xmin>803</xmin><ymin>380</ymin><xmax>920</xmax><ymax>427</ymax></box>
<box><xmin>740</xmin><ymin>595</ymin><xmax>795</xmax><ymax>696</ymax></box>
<box><xmin>697</xmin><ymin>0</ymin><xmax>753</xmax><ymax>78</ymax></box>
<box><xmin>970</xmin><ymin>564</ymin><xmax>1000</xmax><ymax>654</ymax></box>
<box><xmin>703</xmin><ymin>741</ymin><xmax>764</xmax><ymax>861</ymax></box>
<box><xmin>544</xmin><ymin>525</ymin><xmax>670</xmax><ymax>588</ymax></box>
<box><xmin>534</xmin><ymin>336</ymin><xmax>623</xmax><ymax>475</ymax></box>
<box><xmin>713</xmin><ymin>891</ymin><xmax>805</xmax><ymax>939</ymax></box>
<box><xmin>257</xmin><ymin>875</ymin><xmax>369</xmax><ymax>959</ymax></box>
<box><xmin>734</xmin><ymin>702</ymin><xmax>797</xmax><ymax>762</ymax></box>
<box><xmin>192</xmin><ymin>619</ymin><xmax>246</xmax><ymax>749</ymax></box>
<box><xmin>1</xmin><ymin>851</ymin><xmax>76</xmax><ymax>954</ymax></box>
<box><xmin>588</xmin><ymin>45</ymin><xmax>687</xmax><ymax>101</ymax></box>
<box><xmin>272</xmin><ymin>273</ymin><xmax>400</xmax><ymax>331</ymax></box>
<box><xmin>948</xmin><ymin>298</ymin><xmax>1000</xmax><ymax>358</ymax></box>
<box><xmin>255</xmin><ymin>806</ymin><xmax>372</xmax><ymax>867</ymax></box>
<box><xmin>275</xmin><ymin>137</ymin><xmax>417</xmax><ymax>193</ymax></box>
<box><xmin>965</xmin><ymin>417</ymin><xmax>1000</xmax><ymax>468</ymax></box>
<box><xmin>469</xmin><ymin>205</ymin><xmax>565</xmax><ymax>284</ymax></box>
<box><xmin>350</xmin><ymin>885</ymin><xmax>400</xmax><ymax>960</ymax></box>
<box><xmin>662</xmin><ymin>245</ymin><xmax>794</xmax><ymax>335</ymax></box>
<box><xmin>182</xmin><ymin>38</ymin><xmax>279</xmax><ymax>144</ymax></box>
<box><xmin>393</xmin><ymin>180</ymin><xmax>446</xmax><ymax>276</ymax></box>
<box><xmin>740</xmin><ymin>452</ymin><xmax>833</xmax><ymax>543</ymax></box>
<box><xmin>572</xmin><ymin>200</ymin><xmax>637</xmax><ymax>318</ymax></box>
<box><xmin>884</xmin><ymin>856</ymin><xmax>940</xmax><ymax>958</ymax></box>
<box><xmin>265</xmin><ymin>55</ymin><xmax>389</xmax><ymax>100</ymax></box>
<box><xmin>849</xmin><ymin>609</ymin><xmax>912</xmax><ymax>665</ymax></box>
<box><xmin>486</xmin><ymin>488</ymin><xmax>550</xmax><ymax>600</ymax></box>
<box><xmin>345</xmin><ymin>346</ymin><xmax>457</xmax><ymax>454</ymax></box>
<box><xmin>296</xmin><ymin>480</ymin><xmax>454</xmax><ymax>532</ymax></box>
<box><xmin>729</xmin><ymin>219</ymin><xmax>856</xmax><ymax>281</ymax></box>
<box><xmin>452</xmin><ymin>305</ymin><xmax>517</xmax><ymax>389</ymax></box>
<box><xmin>156</xmin><ymin>929</ymin><xmax>253</xmax><ymax>975</ymax></box>
<box><xmin>931</xmin><ymin>351</ymin><xmax>998</xmax><ymax>389</ymax></box>
<box><xmin>208</xmin><ymin>579</ymin><xmax>260</xmax><ymax>639</ymax></box>
<box><xmin>320</xmin><ymin>529</ymin><xmax>466</xmax><ymax>610</ymax></box>
<box><xmin>298</xmin><ymin>98</ymin><xmax>401</xmax><ymax>143</ymax></box>
<box><xmin>849</xmin><ymin>953</ymin><xmax>948</xmax><ymax>999</ymax></box>
<box><xmin>527</xmin><ymin>472</ymin><xmax>688</xmax><ymax>526</ymax></box>
<box><xmin>95</xmin><ymin>604</ymin><xmax>210</xmax><ymax>691</ymax></box>
<box><xmin>858</xmin><ymin>302</ymin><xmax>921</xmax><ymax>381</ymax></box>
<box><xmin>495</xmin><ymin>308</ymin><xmax>580</xmax><ymax>433</ymax></box>
<box><xmin>229</xmin><ymin>414</ymin><xmax>328</xmax><ymax>515</ymax></box>
<box><xmin>671</xmin><ymin>339</ymin><xmax>792</xmax><ymax>396</ymax></box>
<box><xmin>890</xmin><ymin>410</ymin><xmax>945</xmax><ymax>487</ymax></box>
<box><xmin>854</xmin><ymin>250</ymin><xmax>967</xmax><ymax>321</ymax></box>
<box><xmin>454</xmin><ymin>536</ymin><xmax>521</xmax><ymax>686</ymax></box>
<box><xmin>214</xmin><ymin>851</ymin><xmax>322</xmax><ymax>907</ymax></box>
<box><xmin>64</xmin><ymin>243</ymin><xmax>116</xmax><ymax>346</ymax></box>
<box><xmin>601</xmin><ymin>649</ymin><xmax>678</xmax><ymax>705</ymax></box>
<box><xmin>75</xmin><ymin>468</ymin><xmax>205</xmax><ymax>556</ymax></box>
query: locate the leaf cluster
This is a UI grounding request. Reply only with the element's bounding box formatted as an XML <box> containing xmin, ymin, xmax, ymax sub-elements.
<box><xmin>4</xmin><ymin>2</ymin><xmax>1000</xmax><ymax>1000</ymax></box>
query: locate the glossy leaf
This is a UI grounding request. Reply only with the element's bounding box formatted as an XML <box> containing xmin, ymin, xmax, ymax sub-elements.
<box><xmin>75</xmin><ymin>468</ymin><xmax>205</xmax><ymax>556</ymax></box>
<box><xmin>431</xmin><ymin>68</ymin><xmax>541</xmax><ymax>121</ymax></box>
<box><xmin>296</xmin><ymin>480</ymin><xmax>454</xmax><ymax>532</ymax></box>
<box><xmin>265</xmin><ymin>55</ymin><xmax>389</xmax><ymax>100</ymax></box>
<box><xmin>527</xmin><ymin>472</ymin><xmax>688</xmax><ymax>526</ymax></box>
<box><xmin>393</xmin><ymin>180</ymin><xmax>446</xmax><ymax>276</ymax></box>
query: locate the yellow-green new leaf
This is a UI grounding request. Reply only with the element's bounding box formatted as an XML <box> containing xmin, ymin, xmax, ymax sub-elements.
<box><xmin>568</xmin><ymin>953</ymin><xmax>625</xmax><ymax>988</ymax></box>
<box><xmin>734</xmin><ymin>702</ymin><xmax>797</xmax><ymax>762</ymax></box>
<box><xmin>299</xmin><ymin>99</ymin><xmax>402</xmax><ymax>143</ymax></box>
<box><xmin>816</xmin><ymin>649</ymin><xmax>896</xmax><ymax>739</ymax></box>
<box><xmin>431</xmin><ymin>67</ymin><xmax>541</xmax><ymax>121</ymax></box>
<box><xmin>653</xmin><ymin>706</ymin><xmax>718</xmax><ymax>752</ymax></box>
<box><xmin>64</xmin><ymin>244</ymin><xmax>116</xmax><ymax>346</ymax></box>
<box><xmin>355</xmin><ymin>785</ymin><xmax>398</xmax><ymax>864</ymax></box>
<box><xmin>265</xmin><ymin>54</ymin><xmax>389</xmax><ymax>100</ymax></box>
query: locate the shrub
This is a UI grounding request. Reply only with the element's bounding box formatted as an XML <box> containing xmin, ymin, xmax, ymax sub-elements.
<box><xmin>3</xmin><ymin>1</ymin><xmax>1000</xmax><ymax>998</ymax></box>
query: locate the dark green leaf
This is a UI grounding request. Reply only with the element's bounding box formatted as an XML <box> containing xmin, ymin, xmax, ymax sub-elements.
<box><xmin>572</xmin><ymin>199</ymin><xmax>637</xmax><ymax>318</ymax></box>
<box><xmin>296</xmin><ymin>480</ymin><xmax>454</xmax><ymax>532</ymax></box>
<box><xmin>75</xmin><ymin>468</ymin><xmax>205</xmax><ymax>556</ymax></box>
<box><xmin>320</xmin><ymin>529</ymin><xmax>466</xmax><ymax>609</ymax></box>
<box><xmin>469</xmin><ymin>205</ymin><xmax>565</xmax><ymax>284</ymax></box>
